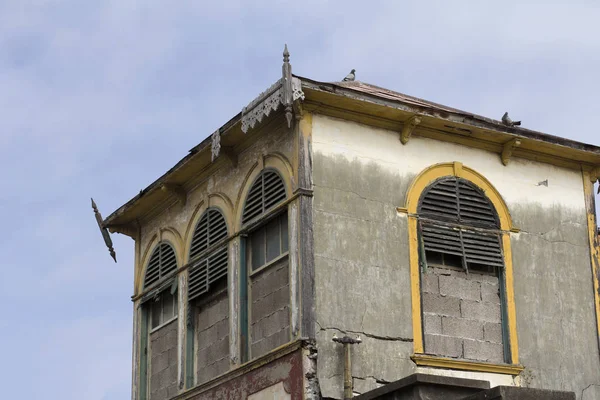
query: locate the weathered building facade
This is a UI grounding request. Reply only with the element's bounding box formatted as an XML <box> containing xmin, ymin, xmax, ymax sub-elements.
<box><xmin>100</xmin><ymin>48</ymin><xmax>600</xmax><ymax>400</ymax></box>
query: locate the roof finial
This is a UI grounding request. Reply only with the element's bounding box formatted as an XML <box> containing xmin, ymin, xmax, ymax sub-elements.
<box><xmin>283</xmin><ymin>44</ymin><xmax>290</xmax><ymax>63</ymax></box>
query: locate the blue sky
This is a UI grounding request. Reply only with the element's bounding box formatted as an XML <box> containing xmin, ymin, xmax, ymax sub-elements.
<box><xmin>1</xmin><ymin>1</ymin><xmax>599</xmax><ymax>399</ymax></box>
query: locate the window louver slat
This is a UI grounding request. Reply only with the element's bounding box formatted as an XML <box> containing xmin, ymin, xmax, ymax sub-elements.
<box><xmin>422</xmin><ymin>225</ymin><xmax>463</xmax><ymax>256</ymax></box>
<box><xmin>242</xmin><ymin>170</ymin><xmax>287</xmax><ymax>225</ymax></box>
<box><xmin>190</xmin><ymin>208</ymin><xmax>228</xmax><ymax>261</ymax></box>
<box><xmin>188</xmin><ymin>259</ymin><xmax>208</xmax><ymax>300</ymax></box>
<box><xmin>143</xmin><ymin>243</ymin><xmax>178</xmax><ymax>289</ymax></box>
<box><xmin>188</xmin><ymin>208</ymin><xmax>229</xmax><ymax>301</ymax></box>
<box><xmin>419</xmin><ymin>177</ymin><xmax>504</xmax><ymax>271</ymax></box>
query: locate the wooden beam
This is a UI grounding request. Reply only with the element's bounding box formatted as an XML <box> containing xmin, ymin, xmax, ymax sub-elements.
<box><xmin>501</xmin><ymin>139</ymin><xmax>521</xmax><ymax>166</ymax></box>
<box><xmin>400</xmin><ymin>115</ymin><xmax>422</xmax><ymax>145</ymax></box>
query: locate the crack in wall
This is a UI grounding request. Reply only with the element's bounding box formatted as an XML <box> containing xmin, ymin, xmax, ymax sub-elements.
<box><xmin>582</xmin><ymin>383</ymin><xmax>600</xmax><ymax>399</ymax></box>
<box><xmin>316</xmin><ymin>322</ymin><xmax>413</xmax><ymax>342</ymax></box>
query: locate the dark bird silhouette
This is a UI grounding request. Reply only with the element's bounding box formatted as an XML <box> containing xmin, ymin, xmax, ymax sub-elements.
<box><xmin>343</xmin><ymin>69</ymin><xmax>356</xmax><ymax>82</ymax></box>
<box><xmin>502</xmin><ymin>112</ymin><xmax>521</xmax><ymax>127</ymax></box>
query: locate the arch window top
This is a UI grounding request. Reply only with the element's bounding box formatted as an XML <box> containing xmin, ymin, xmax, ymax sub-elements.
<box><xmin>418</xmin><ymin>177</ymin><xmax>499</xmax><ymax>229</ymax></box>
<box><xmin>188</xmin><ymin>207</ymin><xmax>229</xmax><ymax>302</ymax></box>
<box><xmin>189</xmin><ymin>207</ymin><xmax>228</xmax><ymax>261</ymax></box>
<box><xmin>242</xmin><ymin>169</ymin><xmax>287</xmax><ymax>225</ymax></box>
<box><xmin>418</xmin><ymin>177</ymin><xmax>504</xmax><ymax>274</ymax></box>
<box><xmin>144</xmin><ymin>242</ymin><xmax>178</xmax><ymax>289</ymax></box>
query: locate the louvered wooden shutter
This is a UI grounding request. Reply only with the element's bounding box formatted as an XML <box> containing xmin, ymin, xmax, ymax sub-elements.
<box><xmin>419</xmin><ymin>178</ymin><xmax>504</xmax><ymax>269</ymax></box>
<box><xmin>144</xmin><ymin>243</ymin><xmax>178</xmax><ymax>289</ymax></box>
<box><xmin>188</xmin><ymin>208</ymin><xmax>229</xmax><ymax>301</ymax></box>
<box><xmin>242</xmin><ymin>170</ymin><xmax>287</xmax><ymax>225</ymax></box>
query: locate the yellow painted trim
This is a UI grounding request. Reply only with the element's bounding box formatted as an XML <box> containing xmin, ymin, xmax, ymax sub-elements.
<box><xmin>582</xmin><ymin>171</ymin><xmax>600</xmax><ymax>347</ymax></box>
<box><xmin>404</xmin><ymin>162</ymin><xmax>519</xmax><ymax>364</ymax></box>
<box><xmin>411</xmin><ymin>354</ymin><xmax>524</xmax><ymax>375</ymax></box>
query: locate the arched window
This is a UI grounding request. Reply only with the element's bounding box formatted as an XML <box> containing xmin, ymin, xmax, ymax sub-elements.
<box><xmin>243</xmin><ymin>169</ymin><xmax>289</xmax><ymax>271</ymax></box>
<box><xmin>418</xmin><ymin>177</ymin><xmax>508</xmax><ymax>364</ymax></box>
<box><xmin>240</xmin><ymin>168</ymin><xmax>290</xmax><ymax>362</ymax></box>
<box><xmin>242</xmin><ymin>169</ymin><xmax>287</xmax><ymax>225</ymax></box>
<box><xmin>140</xmin><ymin>242</ymin><xmax>179</xmax><ymax>400</ymax></box>
<box><xmin>144</xmin><ymin>242</ymin><xmax>178</xmax><ymax>289</ymax></box>
<box><xmin>186</xmin><ymin>207</ymin><xmax>230</xmax><ymax>387</ymax></box>
<box><xmin>188</xmin><ymin>208</ymin><xmax>229</xmax><ymax>301</ymax></box>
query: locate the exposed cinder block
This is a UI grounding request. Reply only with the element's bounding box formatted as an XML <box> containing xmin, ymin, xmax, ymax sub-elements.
<box><xmin>423</xmin><ymin>313</ymin><xmax>442</xmax><ymax>335</ymax></box>
<box><xmin>149</xmin><ymin>320</ymin><xmax>178</xmax><ymax>400</ymax></box>
<box><xmin>483</xmin><ymin>322</ymin><xmax>503</xmax><ymax>344</ymax></box>
<box><xmin>439</xmin><ymin>274</ymin><xmax>481</xmax><ymax>301</ymax></box>
<box><xmin>421</xmin><ymin>273</ymin><xmax>439</xmax><ymax>294</ymax></box>
<box><xmin>251</xmin><ymin>284</ymin><xmax>289</xmax><ymax>322</ymax></box>
<box><xmin>460</xmin><ymin>300</ymin><xmax>501</xmax><ymax>323</ymax></box>
<box><xmin>422</xmin><ymin>293</ymin><xmax>461</xmax><ymax>317</ymax></box>
<box><xmin>424</xmin><ymin>334</ymin><xmax>463</xmax><ymax>358</ymax></box>
<box><xmin>442</xmin><ymin>316</ymin><xmax>483</xmax><ymax>340</ymax></box>
<box><xmin>195</xmin><ymin>290</ymin><xmax>230</xmax><ymax>385</ymax></box>
<box><xmin>251</xmin><ymin>307</ymin><xmax>290</xmax><ymax>341</ymax></box>
<box><xmin>250</xmin><ymin>261</ymin><xmax>289</xmax><ymax>300</ymax></box>
<box><xmin>463</xmin><ymin>339</ymin><xmax>504</xmax><ymax>363</ymax></box>
<box><xmin>467</xmin><ymin>273</ymin><xmax>499</xmax><ymax>284</ymax></box>
<box><xmin>251</xmin><ymin>326</ymin><xmax>290</xmax><ymax>358</ymax></box>
<box><xmin>481</xmin><ymin>282</ymin><xmax>500</xmax><ymax>304</ymax></box>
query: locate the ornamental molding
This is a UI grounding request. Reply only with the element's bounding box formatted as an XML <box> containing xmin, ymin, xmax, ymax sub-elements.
<box><xmin>240</xmin><ymin>45</ymin><xmax>305</xmax><ymax>135</ymax></box>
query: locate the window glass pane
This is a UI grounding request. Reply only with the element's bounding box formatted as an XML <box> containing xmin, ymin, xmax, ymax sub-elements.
<box><xmin>266</xmin><ymin>217</ymin><xmax>281</xmax><ymax>262</ymax></box>
<box><xmin>151</xmin><ymin>298</ymin><xmax>161</xmax><ymax>328</ymax></box>
<box><xmin>281</xmin><ymin>213</ymin><xmax>288</xmax><ymax>253</ymax></box>
<box><xmin>251</xmin><ymin>227</ymin><xmax>265</xmax><ymax>270</ymax></box>
<box><xmin>163</xmin><ymin>291</ymin><xmax>174</xmax><ymax>321</ymax></box>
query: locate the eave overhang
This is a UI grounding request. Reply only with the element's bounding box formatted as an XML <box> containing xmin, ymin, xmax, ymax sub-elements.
<box><xmin>103</xmin><ymin>74</ymin><xmax>600</xmax><ymax>234</ymax></box>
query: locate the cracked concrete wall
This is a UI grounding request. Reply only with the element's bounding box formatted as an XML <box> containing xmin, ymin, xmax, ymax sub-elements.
<box><xmin>311</xmin><ymin>114</ymin><xmax>600</xmax><ymax>399</ymax></box>
<box><xmin>149</xmin><ymin>320</ymin><xmax>178</xmax><ymax>400</ymax></box>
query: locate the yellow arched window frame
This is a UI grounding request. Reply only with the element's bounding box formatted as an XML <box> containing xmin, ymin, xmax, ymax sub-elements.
<box><xmin>403</xmin><ymin>162</ymin><xmax>523</xmax><ymax>375</ymax></box>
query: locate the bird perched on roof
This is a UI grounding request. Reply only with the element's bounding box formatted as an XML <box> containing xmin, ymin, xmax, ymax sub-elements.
<box><xmin>502</xmin><ymin>112</ymin><xmax>521</xmax><ymax>127</ymax></box>
<box><xmin>343</xmin><ymin>69</ymin><xmax>356</xmax><ymax>82</ymax></box>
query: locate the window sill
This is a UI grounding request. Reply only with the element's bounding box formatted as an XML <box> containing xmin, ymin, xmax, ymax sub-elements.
<box><xmin>411</xmin><ymin>354</ymin><xmax>524</xmax><ymax>376</ymax></box>
<box><xmin>250</xmin><ymin>252</ymin><xmax>289</xmax><ymax>278</ymax></box>
<box><xmin>150</xmin><ymin>315</ymin><xmax>178</xmax><ymax>334</ymax></box>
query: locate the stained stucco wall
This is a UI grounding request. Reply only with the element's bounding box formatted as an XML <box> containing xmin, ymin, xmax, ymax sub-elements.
<box><xmin>311</xmin><ymin>114</ymin><xmax>600</xmax><ymax>399</ymax></box>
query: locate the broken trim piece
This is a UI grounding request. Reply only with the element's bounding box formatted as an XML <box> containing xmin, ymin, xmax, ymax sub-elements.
<box><xmin>411</xmin><ymin>354</ymin><xmax>524</xmax><ymax>375</ymax></box>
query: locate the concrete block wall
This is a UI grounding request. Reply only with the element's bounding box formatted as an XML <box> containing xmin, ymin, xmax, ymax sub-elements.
<box><xmin>196</xmin><ymin>290</ymin><xmax>229</xmax><ymax>385</ymax></box>
<box><xmin>250</xmin><ymin>258</ymin><xmax>290</xmax><ymax>359</ymax></box>
<box><xmin>149</xmin><ymin>320</ymin><xmax>178</xmax><ymax>400</ymax></box>
<box><xmin>422</xmin><ymin>266</ymin><xmax>504</xmax><ymax>363</ymax></box>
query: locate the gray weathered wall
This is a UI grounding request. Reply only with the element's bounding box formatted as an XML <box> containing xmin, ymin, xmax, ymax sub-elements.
<box><xmin>196</xmin><ymin>290</ymin><xmax>229</xmax><ymax>385</ymax></box>
<box><xmin>149</xmin><ymin>320</ymin><xmax>178</xmax><ymax>400</ymax></box>
<box><xmin>422</xmin><ymin>266</ymin><xmax>503</xmax><ymax>363</ymax></box>
<box><xmin>311</xmin><ymin>114</ymin><xmax>600</xmax><ymax>399</ymax></box>
<box><xmin>250</xmin><ymin>257</ymin><xmax>291</xmax><ymax>358</ymax></box>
